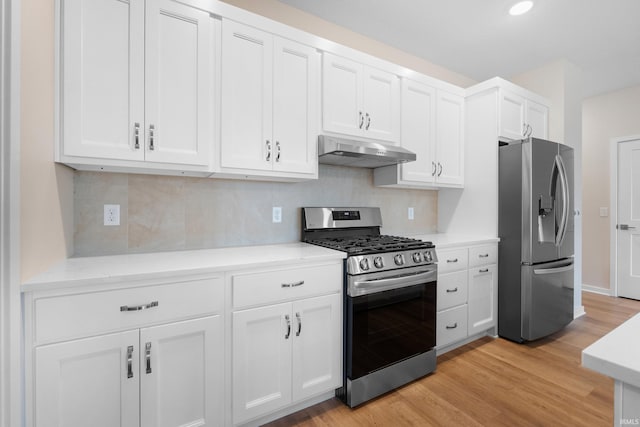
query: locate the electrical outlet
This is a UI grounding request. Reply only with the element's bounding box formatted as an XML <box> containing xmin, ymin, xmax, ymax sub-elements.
<box><xmin>408</xmin><ymin>207</ymin><xmax>414</xmax><ymax>220</ymax></box>
<box><xmin>600</xmin><ymin>207</ymin><xmax>608</xmax><ymax>217</ymax></box>
<box><xmin>104</xmin><ymin>204</ymin><xmax>120</xmax><ymax>226</ymax></box>
<box><xmin>272</xmin><ymin>207</ymin><xmax>282</xmax><ymax>223</ymax></box>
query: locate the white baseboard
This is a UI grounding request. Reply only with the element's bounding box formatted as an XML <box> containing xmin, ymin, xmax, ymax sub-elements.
<box><xmin>574</xmin><ymin>305</ymin><xmax>586</xmax><ymax>319</ymax></box>
<box><xmin>582</xmin><ymin>284</ymin><xmax>614</xmax><ymax>296</ymax></box>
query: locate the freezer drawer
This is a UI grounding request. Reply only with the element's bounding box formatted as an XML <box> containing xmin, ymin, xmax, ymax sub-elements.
<box><xmin>521</xmin><ymin>259</ymin><xmax>574</xmax><ymax>341</ymax></box>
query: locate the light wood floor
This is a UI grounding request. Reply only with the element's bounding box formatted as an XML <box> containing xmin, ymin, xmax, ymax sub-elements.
<box><xmin>266</xmin><ymin>292</ymin><xmax>640</xmax><ymax>426</ymax></box>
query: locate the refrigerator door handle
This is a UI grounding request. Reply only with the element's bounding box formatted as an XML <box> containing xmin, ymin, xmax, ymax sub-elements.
<box><xmin>533</xmin><ymin>264</ymin><xmax>573</xmax><ymax>275</ymax></box>
<box><xmin>554</xmin><ymin>154</ymin><xmax>570</xmax><ymax>247</ymax></box>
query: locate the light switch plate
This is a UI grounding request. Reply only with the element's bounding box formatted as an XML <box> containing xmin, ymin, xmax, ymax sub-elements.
<box><xmin>600</xmin><ymin>207</ymin><xmax>608</xmax><ymax>217</ymax></box>
<box><xmin>408</xmin><ymin>207</ymin><xmax>414</xmax><ymax>220</ymax></box>
<box><xmin>272</xmin><ymin>207</ymin><xmax>282</xmax><ymax>223</ymax></box>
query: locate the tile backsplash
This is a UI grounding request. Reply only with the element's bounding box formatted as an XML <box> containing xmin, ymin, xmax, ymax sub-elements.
<box><xmin>73</xmin><ymin>165</ymin><xmax>438</xmax><ymax>256</ymax></box>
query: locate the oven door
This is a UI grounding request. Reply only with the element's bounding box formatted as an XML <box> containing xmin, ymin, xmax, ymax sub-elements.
<box><xmin>346</xmin><ymin>266</ymin><xmax>437</xmax><ymax>381</ymax></box>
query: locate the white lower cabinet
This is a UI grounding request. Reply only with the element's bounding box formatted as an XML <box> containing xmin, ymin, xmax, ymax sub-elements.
<box><xmin>232</xmin><ymin>293</ymin><xmax>341</xmax><ymax>425</ymax></box>
<box><xmin>26</xmin><ymin>277</ymin><xmax>225</xmax><ymax>427</ymax></box>
<box><xmin>436</xmin><ymin>243</ymin><xmax>498</xmax><ymax>351</ymax></box>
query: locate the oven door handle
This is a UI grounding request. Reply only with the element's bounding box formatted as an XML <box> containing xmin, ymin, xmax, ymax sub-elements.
<box><xmin>350</xmin><ymin>268</ymin><xmax>436</xmax><ymax>297</ymax></box>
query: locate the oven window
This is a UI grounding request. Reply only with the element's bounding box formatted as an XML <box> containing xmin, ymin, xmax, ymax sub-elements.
<box><xmin>346</xmin><ymin>281</ymin><xmax>436</xmax><ymax>380</ymax></box>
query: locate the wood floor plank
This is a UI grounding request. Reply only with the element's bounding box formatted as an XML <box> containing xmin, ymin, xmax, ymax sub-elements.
<box><xmin>264</xmin><ymin>292</ymin><xmax>640</xmax><ymax>426</ymax></box>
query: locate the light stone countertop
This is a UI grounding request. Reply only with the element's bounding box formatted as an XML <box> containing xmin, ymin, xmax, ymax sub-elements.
<box><xmin>582</xmin><ymin>313</ymin><xmax>640</xmax><ymax>389</ymax></box>
<box><xmin>411</xmin><ymin>233</ymin><xmax>500</xmax><ymax>249</ymax></box>
<box><xmin>22</xmin><ymin>243</ymin><xmax>346</xmax><ymax>293</ymax></box>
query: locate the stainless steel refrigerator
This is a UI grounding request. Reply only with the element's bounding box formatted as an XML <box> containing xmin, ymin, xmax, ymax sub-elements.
<box><xmin>498</xmin><ymin>137</ymin><xmax>574</xmax><ymax>342</ymax></box>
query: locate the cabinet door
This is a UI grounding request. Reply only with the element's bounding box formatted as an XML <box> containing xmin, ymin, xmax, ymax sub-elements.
<box><xmin>322</xmin><ymin>53</ymin><xmax>363</xmax><ymax>137</ymax></box>
<box><xmin>499</xmin><ymin>91</ymin><xmax>526</xmax><ymax>140</ymax></box>
<box><xmin>140</xmin><ymin>316</ymin><xmax>223</xmax><ymax>427</ymax></box>
<box><xmin>399</xmin><ymin>79</ymin><xmax>436</xmax><ymax>184</ymax></box>
<box><xmin>144</xmin><ymin>0</ymin><xmax>213</xmax><ymax>167</ymax></box>
<box><xmin>61</xmin><ymin>0</ymin><xmax>144</xmax><ymax>161</ymax></box>
<box><xmin>468</xmin><ymin>264</ymin><xmax>497</xmax><ymax>336</ymax></box>
<box><xmin>35</xmin><ymin>330</ymin><xmax>140</xmax><ymax>427</ymax></box>
<box><xmin>232</xmin><ymin>303</ymin><xmax>292</xmax><ymax>424</ymax></box>
<box><xmin>435</xmin><ymin>91</ymin><xmax>464</xmax><ymax>186</ymax></box>
<box><xmin>221</xmin><ymin>20</ymin><xmax>273</xmax><ymax>171</ymax></box>
<box><xmin>272</xmin><ymin>37</ymin><xmax>319</xmax><ymax>175</ymax></box>
<box><xmin>291</xmin><ymin>294</ymin><xmax>342</xmax><ymax>402</ymax></box>
<box><xmin>362</xmin><ymin>67</ymin><xmax>400</xmax><ymax>143</ymax></box>
<box><xmin>526</xmin><ymin>99</ymin><xmax>549</xmax><ymax>139</ymax></box>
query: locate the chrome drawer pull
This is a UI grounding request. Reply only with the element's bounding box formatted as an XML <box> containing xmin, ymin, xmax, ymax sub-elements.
<box><xmin>126</xmin><ymin>345</ymin><xmax>134</xmax><ymax>379</ymax></box>
<box><xmin>148</xmin><ymin>124</ymin><xmax>155</xmax><ymax>151</ymax></box>
<box><xmin>446</xmin><ymin>287</ymin><xmax>458</xmax><ymax>293</ymax></box>
<box><xmin>284</xmin><ymin>314</ymin><xmax>291</xmax><ymax>339</ymax></box>
<box><xmin>446</xmin><ymin>323</ymin><xmax>458</xmax><ymax>330</ymax></box>
<box><xmin>276</xmin><ymin>141</ymin><xmax>281</xmax><ymax>162</ymax></box>
<box><xmin>479</xmin><ymin>253</ymin><xmax>489</xmax><ymax>258</ymax></box>
<box><xmin>358</xmin><ymin>111</ymin><xmax>364</xmax><ymax>129</ymax></box>
<box><xmin>365</xmin><ymin>112</ymin><xmax>371</xmax><ymax>130</ymax></box>
<box><xmin>134</xmin><ymin>123</ymin><xmax>140</xmax><ymax>149</ymax></box>
<box><xmin>266</xmin><ymin>140</ymin><xmax>271</xmax><ymax>161</ymax></box>
<box><xmin>479</xmin><ymin>268</ymin><xmax>489</xmax><ymax>273</ymax></box>
<box><xmin>120</xmin><ymin>301</ymin><xmax>159</xmax><ymax>312</ymax></box>
<box><xmin>295</xmin><ymin>312</ymin><xmax>302</xmax><ymax>337</ymax></box>
<box><xmin>447</xmin><ymin>258</ymin><xmax>458</xmax><ymax>263</ymax></box>
<box><xmin>281</xmin><ymin>280</ymin><xmax>304</xmax><ymax>288</ymax></box>
<box><xmin>145</xmin><ymin>342</ymin><xmax>152</xmax><ymax>374</ymax></box>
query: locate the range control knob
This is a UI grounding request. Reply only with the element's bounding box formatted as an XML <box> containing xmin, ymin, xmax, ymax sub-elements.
<box><xmin>424</xmin><ymin>251</ymin><xmax>433</xmax><ymax>262</ymax></box>
<box><xmin>359</xmin><ymin>258</ymin><xmax>370</xmax><ymax>271</ymax></box>
<box><xmin>373</xmin><ymin>256</ymin><xmax>384</xmax><ymax>269</ymax></box>
<box><xmin>394</xmin><ymin>254</ymin><xmax>405</xmax><ymax>266</ymax></box>
<box><xmin>412</xmin><ymin>252</ymin><xmax>423</xmax><ymax>263</ymax></box>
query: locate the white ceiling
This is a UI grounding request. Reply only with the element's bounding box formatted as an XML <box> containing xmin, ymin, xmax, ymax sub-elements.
<box><xmin>277</xmin><ymin>0</ymin><xmax>640</xmax><ymax>98</ymax></box>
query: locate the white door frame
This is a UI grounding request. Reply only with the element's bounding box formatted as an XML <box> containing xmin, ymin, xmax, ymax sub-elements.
<box><xmin>609</xmin><ymin>135</ymin><xmax>640</xmax><ymax>297</ymax></box>
<box><xmin>0</xmin><ymin>0</ymin><xmax>21</xmax><ymax>426</ymax></box>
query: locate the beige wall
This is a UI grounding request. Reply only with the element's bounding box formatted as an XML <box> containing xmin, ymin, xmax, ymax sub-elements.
<box><xmin>582</xmin><ymin>85</ymin><xmax>640</xmax><ymax>291</ymax></box>
<box><xmin>21</xmin><ymin>0</ymin><xmax>74</xmax><ymax>282</ymax></box>
<box><xmin>221</xmin><ymin>0</ymin><xmax>476</xmax><ymax>88</ymax></box>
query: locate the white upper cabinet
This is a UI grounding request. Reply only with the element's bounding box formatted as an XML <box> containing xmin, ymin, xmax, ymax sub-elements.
<box><xmin>58</xmin><ymin>0</ymin><xmax>214</xmax><ymax>175</ymax></box>
<box><xmin>374</xmin><ymin>79</ymin><xmax>464</xmax><ymax>189</ymax></box>
<box><xmin>219</xmin><ymin>19</ymin><xmax>318</xmax><ymax>180</ymax></box>
<box><xmin>322</xmin><ymin>53</ymin><xmax>400</xmax><ymax>143</ymax></box>
<box><xmin>499</xmin><ymin>90</ymin><xmax>549</xmax><ymax>140</ymax></box>
<box><xmin>435</xmin><ymin>90</ymin><xmax>465</xmax><ymax>186</ymax></box>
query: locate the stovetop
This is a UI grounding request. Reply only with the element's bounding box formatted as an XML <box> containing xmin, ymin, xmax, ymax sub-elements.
<box><xmin>305</xmin><ymin>234</ymin><xmax>434</xmax><ymax>256</ymax></box>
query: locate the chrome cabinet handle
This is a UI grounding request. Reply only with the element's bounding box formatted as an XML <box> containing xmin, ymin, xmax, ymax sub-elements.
<box><xmin>148</xmin><ymin>124</ymin><xmax>155</xmax><ymax>150</ymax></box>
<box><xmin>479</xmin><ymin>253</ymin><xmax>489</xmax><ymax>258</ymax></box>
<box><xmin>358</xmin><ymin>111</ymin><xmax>364</xmax><ymax>129</ymax></box>
<box><xmin>145</xmin><ymin>342</ymin><xmax>152</xmax><ymax>374</ymax></box>
<box><xmin>447</xmin><ymin>258</ymin><xmax>458</xmax><ymax>263</ymax></box>
<box><xmin>479</xmin><ymin>268</ymin><xmax>489</xmax><ymax>273</ymax></box>
<box><xmin>126</xmin><ymin>345</ymin><xmax>134</xmax><ymax>379</ymax></box>
<box><xmin>120</xmin><ymin>301</ymin><xmax>159</xmax><ymax>312</ymax></box>
<box><xmin>446</xmin><ymin>287</ymin><xmax>458</xmax><ymax>293</ymax></box>
<box><xmin>437</xmin><ymin>162</ymin><xmax>443</xmax><ymax>176</ymax></box>
<box><xmin>281</xmin><ymin>280</ymin><xmax>304</xmax><ymax>288</ymax></box>
<box><xmin>365</xmin><ymin>113</ymin><xmax>371</xmax><ymax>130</ymax></box>
<box><xmin>295</xmin><ymin>312</ymin><xmax>302</xmax><ymax>337</ymax></box>
<box><xmin>523</xmin><ymin>123</ymin><xmax>528</xmax><ymax>136</ymax></box>
<box><xmin>134</xmin><ymin>123</ymin><xmax>140</xmax><ymax>149</ymax></box>
<box><xmin>284</xmin><ymin>314</ymin><xmax>291</xmax><ymax>339</ymax></box>
<box><xmin>276</xmin><ymin>141</ymin><xmax>281</xmax><ymax>162</ymax></box>
<box><xmin>432</xmin><ymin>161</ymin><xmax>436</xmax><ymax>176</ymax></box>
<box><xmin>266</xmin><ymin>140</ymin><xmax>271</xmax><ymax>161</ymax></box>
<box><xmin>446</xmin><ymin>323</ymin><xmax>458</xmax><ymax>330</ymax></box>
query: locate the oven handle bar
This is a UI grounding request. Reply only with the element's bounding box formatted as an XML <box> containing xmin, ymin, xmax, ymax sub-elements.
<box><xmin>350</xmin><ymin>268</ymin><xmax>436</xmax><ymax>297</ymax></box>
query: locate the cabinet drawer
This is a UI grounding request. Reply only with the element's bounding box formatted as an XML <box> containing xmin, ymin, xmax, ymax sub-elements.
<box><xmin>437</xmin><ymin>248</ymin><xmax>468</xmax><ymax>274</ymax></box>
<box><xmin>437</xmin><ymin>305</ymin><xmax>468</xmax><ymax>347</ymax></box>
<box><xmin>232</xmin><ymin>263</ymin><xmax>342</xmax><ymax>309</ymax></box>
<box><xmin>437</xmin><ymin>270</ymin><xmax>468</xmax><ymax>311</ymax></box>
<box><xmin>469</xmin><ymin>244</ymin><xmax>497</xmax><ymax>267</ymax></box>
<box><xmin>33</xmin><ymin>277</ymin><xmax>223</xmax><ymax>345</ymax></box>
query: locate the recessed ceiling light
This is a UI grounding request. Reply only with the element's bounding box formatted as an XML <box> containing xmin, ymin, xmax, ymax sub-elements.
<box><xmin>509</xmin><ymin>1</ymin><xmax>533</xmax><ymax>16</ymax></box>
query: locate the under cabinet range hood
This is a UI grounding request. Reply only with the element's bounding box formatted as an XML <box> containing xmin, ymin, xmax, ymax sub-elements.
<box><xmin>317</xmin><ymin>135</ymin><xmax>416</xmax><ymax>168</ymax></box>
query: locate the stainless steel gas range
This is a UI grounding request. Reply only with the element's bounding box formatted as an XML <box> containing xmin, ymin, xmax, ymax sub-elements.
<box><xmin>301</xmin><ymin>207</ymin><xmax>437</xmax><ymax>407</ymax></box>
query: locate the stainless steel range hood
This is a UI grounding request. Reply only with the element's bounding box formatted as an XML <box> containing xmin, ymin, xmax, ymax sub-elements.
<box><xmin>318</xmin><ymin>135</ymin><xmax>416</xmax><ymax>168</ymax></box>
